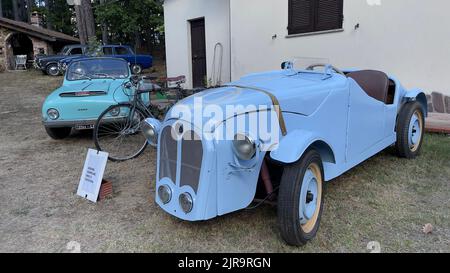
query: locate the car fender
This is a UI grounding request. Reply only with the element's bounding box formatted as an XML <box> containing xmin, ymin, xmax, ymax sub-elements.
<box><xmin>403</xmin><ymin>88</ymin><xmax>428</xmax><ymax>116</ymax></box>
<box><xmin>45</xmin><ymin>62</ymin><xmax>58</xmax><ymax>68</ymax></box>
<box><xmin>270</xmin><ymin>129</ymin><xmax>329</xmax><ymax>164</ymax></box>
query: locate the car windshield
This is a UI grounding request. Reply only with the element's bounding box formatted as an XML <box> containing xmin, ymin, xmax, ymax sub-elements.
<box><xmin>67</xmin><ymin>59</ymin><xmax>129</xmax><ymax>80</ymax></box>
<box><xmin>284</xmin><ymin>57</ymin><xmax>334</xmax><ymax>75</ymax></box>
<box><xmin>59</xmin><ymin>46</ymin><xmax>70</xmax><ymax>55</ymax></box>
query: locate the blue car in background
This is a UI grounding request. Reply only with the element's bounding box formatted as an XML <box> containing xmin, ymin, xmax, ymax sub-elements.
<box><xmin>58</xmin><ymin>45</ymin><xmax>153</xmax><ymax>75</ymax></box>
<box><xmin>42</xmin><ymin>57</ymin><xmax>149</xmax><ymax>139</ymax></box>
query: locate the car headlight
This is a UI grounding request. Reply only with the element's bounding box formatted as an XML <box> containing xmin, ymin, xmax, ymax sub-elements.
<box><xmin>232</xmin><ymin>133</ymin><xmax>257</xmax><ymax>160</ymax></box>
<box><xmin>47</xmin><ymin>109</ymin><xmax>60</xmax><ymax>120</ymax></box>
<box><xmin>109</xmin><ymin>108</ymin><xmax>120</xmax><ymax>117</ymax></box>
<box><xmin>158</xmin><ymin>185</ymin><xmax>172</xmax><ymax>204</ymax></box>
<box><xmin>141</xmin><ymin>118</ymin><xmax>161</xmax><ymax>146</ymax></box>
<box><xmin>179</xmin><ymin>192</ymin><xmax>193</xmax><ymax>213</ymax></box>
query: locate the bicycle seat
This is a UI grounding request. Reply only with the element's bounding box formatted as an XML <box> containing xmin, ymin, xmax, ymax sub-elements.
<box><xmin>138</xmin><ymin>82</ymin><xmax>161</xmax><ymax>93</ymax></box>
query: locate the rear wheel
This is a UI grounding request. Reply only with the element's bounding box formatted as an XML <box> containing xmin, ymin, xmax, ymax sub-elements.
<box><xmin>278</xmin><ymin>150</ymin><xmax>325</xmax><ymax>246</ymax></box>
<box><xmin>94</xmin><ymin>104</ymin><xmax>149</xmax><ymax>162</ymax></box>
<box><xmin>45</xmin><ymin>127</ymin><xmax>72</xmax><ymax>140</ymax></box>
<box><xmin>395</xmin><ymin>101</ymin><xmax>425</xmax><ymax>159</ymax></box>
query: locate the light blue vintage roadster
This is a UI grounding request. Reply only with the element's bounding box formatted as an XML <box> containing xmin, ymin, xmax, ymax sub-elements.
<box><xmin>142</xmin><ymin>60</ymin><xmax>427</xmax><ymax>246</ymax></box>
<box><xmin>42</xmin><ymin>57</ymin><xmax>148</xmax><ymax>139</ymax></box>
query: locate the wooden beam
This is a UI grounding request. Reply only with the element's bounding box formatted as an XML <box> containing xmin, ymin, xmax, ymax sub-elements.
<box><xmin>0</xmin><ymin>22</ymin><xmax>57</xmax><ymax>42</ymax></box>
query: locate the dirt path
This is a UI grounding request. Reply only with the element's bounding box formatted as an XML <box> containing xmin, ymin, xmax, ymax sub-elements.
<box><xmin>0</xmin><ymin>71</ymin><xmax>449</xmax><ymax>253</ymax></box>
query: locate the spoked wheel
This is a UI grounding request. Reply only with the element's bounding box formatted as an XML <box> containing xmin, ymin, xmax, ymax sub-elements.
<box><xmin>94</xmin><ymin>104</ymin><xmax>149</xmax><ymax>162</ymax></box>
<box><xmin>278</xmin><ymin>150</ymin><xmax>325</xmax><ymax>246</ymax></box>
<box><xmin>395</xmin><ymin>101</ymin><xmax>425</xmax><ymax>159</ymax></box>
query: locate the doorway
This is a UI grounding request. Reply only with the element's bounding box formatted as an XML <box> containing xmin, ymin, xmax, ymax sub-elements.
<box><xmin>190</xmin><ymin>18</ymin><xmax>207</xmax><ymax>88</ymax></box>
<box><xmin>5</xmin><ymin>33</ymin><xmax>34</xmax><ymax>70</ymax></box>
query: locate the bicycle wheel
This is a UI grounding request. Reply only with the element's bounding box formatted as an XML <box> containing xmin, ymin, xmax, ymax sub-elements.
<box><xmin>94</xmin><ymin>104</ymin><xmax>148</xmax><ymax>162</ymax></box>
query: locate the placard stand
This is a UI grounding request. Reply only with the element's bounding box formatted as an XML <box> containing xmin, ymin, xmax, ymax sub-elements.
<box><xmin>98</xmin><ymin>179</ymin><xmax>113</xmax><ymax>201</ymax></box>
<box><xmin>77</xmin><ymin>149</ymin><xmax>109</xmax><ymax>203</ymax></box>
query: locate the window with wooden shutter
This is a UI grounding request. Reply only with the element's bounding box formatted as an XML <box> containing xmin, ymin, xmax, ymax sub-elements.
<box><xmin>288</xmin><ymin>0</ymin><xmax>344</xmax><ymax>35</ymax></box>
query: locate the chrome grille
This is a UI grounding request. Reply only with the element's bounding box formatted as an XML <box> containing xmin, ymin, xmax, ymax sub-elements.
<box><xmin>159</xmin><ymin>126</ymin><xmax>177</xmax><ymax>182</ymax></box>
<box><xmin>159</xmin><ymin>126</ymin><xmax>203</xmax><ymax>193</ymax></box>
<box><xmin>180</xmin><ymin>131</ymin><xmax>203</xmax><ymax>193</ymax></box>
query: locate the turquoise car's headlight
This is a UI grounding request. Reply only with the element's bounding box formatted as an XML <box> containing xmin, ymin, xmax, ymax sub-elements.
<box><xmin>109</xmin><ymin>107</ymin><xmax>120</xmax><ymax>117</ymax></box>
<box><xmin>141</xmin><ymin>118</ymin><xmax>161</xmax><ymax>147</ymax></box>
<box><xmin>232</xmin><ymin>133</ymin><xmax>256</xmax><ymax>160</ymax></box>
<box><xmin>47</xmin><ymin>109</ymin><xmax>60</xmax><ymax>120</ymax></box>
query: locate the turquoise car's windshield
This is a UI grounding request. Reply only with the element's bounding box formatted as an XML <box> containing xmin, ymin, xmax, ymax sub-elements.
<box><xmin>67</xmin><ymin>59</ymin><xmax>129</xmax><ymax>81</ymax></box>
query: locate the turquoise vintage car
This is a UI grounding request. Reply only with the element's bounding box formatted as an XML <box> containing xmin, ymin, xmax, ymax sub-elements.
<box><xmin>42</xmin><ymin>57</ymin><xmax>148</xmax><ymax>139</ymax></box>
<box><xmin>142</xmin><ymin>60</ymin><xmax>427</xmax><ymax>246</ymax></box>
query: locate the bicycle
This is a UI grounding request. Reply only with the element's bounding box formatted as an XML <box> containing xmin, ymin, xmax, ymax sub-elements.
<box><xmin>93</xmin><ymin>75</ymin><xmax>186</xmax><ymax>162</ymax></box>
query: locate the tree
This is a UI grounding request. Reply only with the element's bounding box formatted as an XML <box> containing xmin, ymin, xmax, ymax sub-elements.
<box><xmin>74</xmin><ymin>0</ymin><xmax>95</xmax><ymax>44</ymax></box>
<box><xmin>96</xmin><ymin>0</ymin><xmax>164</xmax><ymax>52</ymax></box>
<box><xmin>99</xmin><ymin>0</ymin><xmax>108</xmax><ymax>44</ymax></box>
<box><xmin>42</xmin><ymin>0</ymin><xmax>75</xmax><ymax>34</ymax></box>
<box><xmin>12</xmin><ymin>0</ymin><xmax>20</xmax><ymax>20</ymax></box>
<box><xmin>74</xmin><ymin>4</ymin><xmax>86</xmax><ymax>44</ymax></box>
<box><xmin>0</xmin><ymin>0</ymin><xmax>28</xmax><ymax>20</ymax></box>
<box><xmin>26</xmin><ymin>0</ymin><xmax>33</xmax><ymax>22</ymax></box>
<box><xmin>45</xmin><ymin>0</ymin><xmax>52</xmax><ymax>29</ymax></box>
<box><xmin>2</xmin><ymin>0</ymin><xmax>164</xmax><ymax>52</ymax></box>
<box><xmin>81</xmin><ymin>0</ymin><xmax>95</xmax><ymax>38</ymax></box>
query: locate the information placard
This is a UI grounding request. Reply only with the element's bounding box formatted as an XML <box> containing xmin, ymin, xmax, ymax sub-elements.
<box><xmin>77</xmin><ymin>149</ymin><xmax>108</xmax><ymax>203</ymax></box>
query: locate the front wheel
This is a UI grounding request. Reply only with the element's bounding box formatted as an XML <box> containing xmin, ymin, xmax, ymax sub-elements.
<box><xmin>46</xmin><ymin>64</ymin><xmax>60</xmax><ymax>76</ymax></box>
<box><xmin>94</xmin><ymin>104</ymin><xmax>149</xmax><ymax>162</ymax></box>
<box><xmin>278</xmin><ymin>150</ymin><xmax>325</xmax><ymax>246</ymax></box>
<box><xmin>395</xmin><ymin>101</ymin><xmax>425</xmax><ymax>159</ymax></box>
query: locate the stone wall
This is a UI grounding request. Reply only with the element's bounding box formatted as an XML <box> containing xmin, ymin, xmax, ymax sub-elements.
<box><xmin>0</xmin><ymin>26</ymin><xmax>53</xmax><ymax>71</ymax></box>
<box><xmin>29</xmin><ymin>37</ymin><xmax>53</xmax><ymax>56</ymax></box>
<box><xmin>0</xmin><ymin>27</ymin><xmax>12</xmax><ymax>72</ymax></box>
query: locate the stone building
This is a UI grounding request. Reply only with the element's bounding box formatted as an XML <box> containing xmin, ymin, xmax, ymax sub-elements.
<box><xmin>0</xmin><ymin>14</ymin><xmax>78</xmax><ymax>71</ymax></box>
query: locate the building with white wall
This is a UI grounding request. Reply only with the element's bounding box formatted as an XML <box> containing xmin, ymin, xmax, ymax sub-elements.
<box><xmin>164</xmin><ymin>0</ymin><xmax>450</xmax><ymax>95</ymax></box>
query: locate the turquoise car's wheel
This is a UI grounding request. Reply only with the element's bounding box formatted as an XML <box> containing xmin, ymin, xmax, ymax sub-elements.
<box><xmin>45</xmin><ymin>127</ymin><xmax>72</xmax><ymax>140</ymax></box>
<box><xmin>395</xmin><ymin>101</ymin><xmax>425</xmax><ymax>159</ymax></box>
<box><xmin>278</xmin><ymin>149</ymin><xmax>325</xmax><ymax>246</ymax></box>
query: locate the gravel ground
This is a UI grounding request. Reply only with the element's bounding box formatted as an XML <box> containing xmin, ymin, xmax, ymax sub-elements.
<box><xmin>0</xmin><ymin>70</ymin><xmax>449</xmax><ymax>253</ymax></box>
